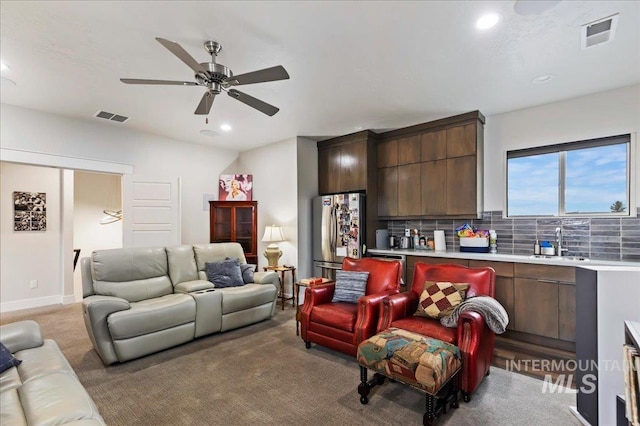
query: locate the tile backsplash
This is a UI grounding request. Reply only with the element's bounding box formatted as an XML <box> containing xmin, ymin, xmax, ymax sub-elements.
<box><xmin>385</xmin><ymin>209</ymin><xmax>640</xmax><ymax>262</ymax></box>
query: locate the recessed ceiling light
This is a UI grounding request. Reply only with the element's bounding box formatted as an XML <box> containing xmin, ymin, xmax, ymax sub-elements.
<box><xmin>220</xmin><ymin>124</ymin><xmax>232</xmax><ymax>132</ymax></box>
<box><xmin>476</xmin><ymin>13</ymin><xmax>500</xmax><ymax>30</ymax></box>
<box><xmin>0</xmin><ymin>62</ymin><xmax>9</xmax><ymax>71</ymax></box>
<box><xmin>200</xmin><ymin>129</ymin><xmax>219</xmax><ymax>138</ymax></box>
<box><xmin>532</xmin><ymin>74</ymin><xmax>555</xmax><ymax>83</ymax></box>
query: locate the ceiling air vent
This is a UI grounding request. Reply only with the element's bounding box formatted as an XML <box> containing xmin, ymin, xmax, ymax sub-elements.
<box><xmin>581</xmin><ymin>14</ymin><xmax>618</xmax><ymax>49</ymax></box>
<box><xmin>94</xmin><ymin>110</ymin><xmax>130</xmax><ymax>123</ymax></box>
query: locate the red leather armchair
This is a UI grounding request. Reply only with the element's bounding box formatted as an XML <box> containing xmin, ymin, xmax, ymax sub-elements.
<box><xmin>300</xmin><ymin>257</ymin><xmax>403</xmax><ymax>357</ymax></box>
<box><xmin>378</xmin><ymin>262</ymin><xmax>496</xmax><ymax>402</ymax></box>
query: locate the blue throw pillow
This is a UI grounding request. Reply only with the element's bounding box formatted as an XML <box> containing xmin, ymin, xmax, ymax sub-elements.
<box><xmin>0</xmin><ymin>342</ymin><xmax>21</xmax><ymax>374</ymax></box>
<box><xmin>332</xmin><ymin>270</ymin><xmax>369</xmax><ymax>303</ymax></box>
<box><xmin>205</xmin><ymin>259</ymin><xmax>244</xmax><ymax>288</ymax></box>
<box><xmin>241</xmin><ymin>264</ymin><xmax>256</xmax><ymax>284</ymax></box>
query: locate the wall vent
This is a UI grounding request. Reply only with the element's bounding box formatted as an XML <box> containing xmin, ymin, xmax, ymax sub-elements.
<box><xmin>581</xmin><ymin>14</ymin><xmax>618</xmax><ymax>49</ymax></box>
<box><xmin>94</xmin><ymin>110</ymin><xmax>130</xmax><ymax>123</ymax></box>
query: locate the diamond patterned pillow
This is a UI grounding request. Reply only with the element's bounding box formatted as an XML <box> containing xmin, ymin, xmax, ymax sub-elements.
<box><xmin>414</xmin><ymin>281</ymin><xmax>469</xmax><ymax>319</ymax></box>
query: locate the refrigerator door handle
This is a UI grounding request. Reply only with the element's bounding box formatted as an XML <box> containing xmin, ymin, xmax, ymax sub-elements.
<box><xmin>330</xmin><ymin>204</ymin><xmax>337</xmax><ymax>258</ymax></box>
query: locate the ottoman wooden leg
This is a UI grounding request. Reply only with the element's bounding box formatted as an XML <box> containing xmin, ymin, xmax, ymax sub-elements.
<box><xmin>358</xmin><ymin>366</ymin><xmax>370</xmax><ymax>404</ymax></box>
<box><xmin>423</xmin><ymin>394</ymin><xmax>436</xmax><ymax>426</ymax></box>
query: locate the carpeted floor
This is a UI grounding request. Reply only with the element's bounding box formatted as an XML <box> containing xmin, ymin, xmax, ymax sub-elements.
<box><xmin>1</xmin><ymin>304</ymin><xmax>582</xmax><ymax>425</ymax></box>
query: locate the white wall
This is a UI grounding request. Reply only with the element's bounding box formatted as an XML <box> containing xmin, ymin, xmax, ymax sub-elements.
<box><xmin>0</xmin><ymin>163</ymin><xmax>63</xmax><ymax>311</ymax></box>
<box><xmin>1</xmin><ymin>104</ymin><xmax>240</xmax><ymax>244</ymax></box>
<box><xmin>238</xmin><ymin>137</ymin><xmax>299</xmax><ymax>271</ymax></box>
<box><xmin>296</xmin><ymin>137</ymin><xmax>318</xmax><ymax>280</ymax></box>
<box><xmin>73</xmin><ymin>171</ymin><xmax>123</xmax><ymax>298</ymax></box>
<box><xmin>484</xmin><ymin>84</ymin><xmax>640</xmax><ymax>211</ymax></box>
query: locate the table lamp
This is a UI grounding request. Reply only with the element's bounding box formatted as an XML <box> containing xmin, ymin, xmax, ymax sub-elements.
<box><xmin>262</xmin><ymin>225</ymin><xmax>285</xmax><ymax>267</ymax></box>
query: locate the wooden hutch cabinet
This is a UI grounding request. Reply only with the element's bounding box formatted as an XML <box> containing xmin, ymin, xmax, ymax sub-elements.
<box><xmin>209</xmin><ymin>201</ymin><xmax>258</xmax><ymax>264</ymax></box>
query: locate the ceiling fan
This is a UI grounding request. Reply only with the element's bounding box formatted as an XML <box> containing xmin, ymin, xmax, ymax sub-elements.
<box><xmin>121</xmin><ymin>38</ymin><xmax>289</xmax><ymax>116</ymax></box>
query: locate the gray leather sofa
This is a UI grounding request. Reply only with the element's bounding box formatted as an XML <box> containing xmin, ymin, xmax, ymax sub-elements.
<box><xmin>81</xmin><ymin>242</ymin><xmax>278</xmax><ymax>365</ymax></box>
<box><xmin>0</xmin><ymin>320</ymin><xmax>105</xmax><ymax>425</ymax></box>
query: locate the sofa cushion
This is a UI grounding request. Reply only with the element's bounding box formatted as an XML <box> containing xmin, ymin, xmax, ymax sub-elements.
<box><xmin>415</xmin><ymin>281</ymin><xmax>468</xmax><ymax>319</ymax></box>
<box><xmin>107</xmin><ymin>294</ymin><xmax>196</xmax><ymax>340</ymax></box>
<box><xmin>193</xmin><ymin>243</ymin><xmax>247</xmax><ymax>271</ymax></box>
<box><xmin>13</xmin><ymin>340</ymin><xmax>75</xmax><ymax>383</ymax></box>
<box><xmin>92</xmin><ymin>247</ymin><xmax>173</xmax><ymax>302</ymax></box>
<box><xmin>331</xmin><ymin>270</ymin><xmax>369</xmax><ymax>303</ymax></box>
<box><xmin>19</xmin><ymin>372</ymin><xmax>103</xmax><ymax>425</ymax></box>
<box><xmin>0</xmin><ymin>388</ymin><xmax>27</xmax><ymax>425</ymax></box>
<box><xmin>206</xmin><ymin>259</ymin><xmax>244</xmax><ymax>288</ymax></box>
<box><xmin>0</xmin><ymin>342</ymin><xmax>21</xmax><ymax>374</ymax></box>
<box><xmin>390</xmin><ymin>317</ymin><xmax>458</xmax><ymax>344</ymax></box>
<box><xmin>220</xmin><ymin>284</ymin><xmax>277</xmax><ymax>314</ymax></box>
<box><xmin>166</xmin><ymin>245</ymin><xmax>199</xmax><ymax>286</ymax></box>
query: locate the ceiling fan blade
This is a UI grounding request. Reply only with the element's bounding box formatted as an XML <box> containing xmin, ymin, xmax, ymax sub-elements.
<box><xmin>224</xmin><ymin>65</ymin><xmax>289</xmax><ymax>86</ymax></box>
<box><xmin>195</xmin><ymin>91</ymin><xmax>216</xmax><ymax>115</ymax></box>
<box><xmin>228</xmin><ymin>89</ymin><xmax>279</xmax><ymax>116</ymax></box>
<box><xmin>120</xmin><ymin>78</ymin><xmax>197</xmax><ymax>86</ymax></box>
<box><xmin>155</xmin><ymin>37</ymin><xmax>208</xmax><ymax>75</ymax></box>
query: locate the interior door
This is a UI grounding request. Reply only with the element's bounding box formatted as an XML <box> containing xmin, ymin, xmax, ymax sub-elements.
<box><xmin>122</xmin><ymin>175</ymin><xmax>181</xmax><ymax>248</ymax></box>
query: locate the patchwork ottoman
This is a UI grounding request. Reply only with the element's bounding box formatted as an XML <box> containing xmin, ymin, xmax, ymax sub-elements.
<box><xmin>357</xmin><ymin>328</ymin><xmax>462</xmax><ymax>426</ymax></box>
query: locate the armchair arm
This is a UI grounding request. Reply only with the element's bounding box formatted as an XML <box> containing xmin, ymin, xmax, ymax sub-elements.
<box><xmin>378</xmin><ymin>292</ymin><xmax>419</xmax><ymax>331</ymax></box>
<box><xmin>0</xmin><ymin>320</ymin><xmax>43</xmax><ymax>353</ymax></box>
<box><xmin>253</xmin><ymin>271</ymin><xmax>278</xmax><ymax>285</ymax></box>
<box><xmin>299</xmin><ymin>283</ymin><xmax>335</xmax><ymax>340</ymax></box>
<box><xmin>354</xmin><ymin>292</ymin><xmax>394</xmax><ymax>344</ymax></box>
<box><xmin>82</xmin><ymin>295</ymin><xmax>130</xmax><ymax>365</ymax></box>
<box><xmin>457</xmin><ymin>311</ymin><xmax>495</xmax><ymax>394</ymax></box>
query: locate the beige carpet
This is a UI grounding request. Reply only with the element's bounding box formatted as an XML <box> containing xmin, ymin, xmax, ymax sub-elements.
<box><xmin>1</xmin><ymin>304</ymin><xmax>581</xmax><ymax>425</ymax></box>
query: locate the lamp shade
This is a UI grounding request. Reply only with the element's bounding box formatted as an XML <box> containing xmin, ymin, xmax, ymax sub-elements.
<box><xmin>262</xmin><ymin>225</ymin><xmax>285</xmax><ymax>243</ymax></box>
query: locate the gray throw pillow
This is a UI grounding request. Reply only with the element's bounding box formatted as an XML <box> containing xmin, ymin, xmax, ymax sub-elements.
<box><xmin>241</xmin><ymin>264</ymin><xmax>256</xmax><ymax>284</ymax></box>
<box><xmin>332</xmin><ymin>270</ymin><xmax>369</xmax><ymax>303</ymax></box>
<box><xmin>0</xmin><ymin>342</ymin><xmax>21</xmax><ymax>374</ymax></box>
<box><xmin>205</xmin><ymin>259</ymin><xmax>244</xmax><ymax>288</ymax></box>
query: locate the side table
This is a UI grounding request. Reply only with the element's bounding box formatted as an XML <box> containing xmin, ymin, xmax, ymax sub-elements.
<box><xmin>263</xmin><ymin>265</ymin><xmax>296</xmax><ymax>310</ymax></box>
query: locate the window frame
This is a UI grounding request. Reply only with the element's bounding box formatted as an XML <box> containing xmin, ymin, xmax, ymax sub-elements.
<box><xmin>505</xmin><ymin>133</ymin><xmax>636</xmax><ymax>218</ymax></box>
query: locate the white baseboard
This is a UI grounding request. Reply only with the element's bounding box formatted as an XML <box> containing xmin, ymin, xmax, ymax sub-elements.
<box><xmin>61</xmin><ymin>295</ymin><xmax>77</xmax><ymax>305</ymax></box>
<box><xmin>0</xmin><ymin>296</ymin><xmax>63</xmax><ymax>313</ymax></box>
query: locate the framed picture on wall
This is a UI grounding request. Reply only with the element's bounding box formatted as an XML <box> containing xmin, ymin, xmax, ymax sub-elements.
<box><xmin>13</xmin><ymin>191</ymin><xmax>47</xmax><ymax>231</ymax></box>
<box><xmin>219</xmin><ymin>174</ymin><xmax>253</xmax><ymax>201</ymax></box>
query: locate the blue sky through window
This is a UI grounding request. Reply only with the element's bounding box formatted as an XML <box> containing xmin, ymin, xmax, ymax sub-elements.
<box><xmin>508</xmin><ymin>143</ymin><xmax>628</xmax><ymax>216</ymax></box>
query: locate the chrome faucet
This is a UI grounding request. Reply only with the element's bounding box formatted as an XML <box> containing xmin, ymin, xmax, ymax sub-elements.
<box><xmin>555</xmin><ymin>227</ymin><xmax>568</xmax><ymax>257</ymax></box>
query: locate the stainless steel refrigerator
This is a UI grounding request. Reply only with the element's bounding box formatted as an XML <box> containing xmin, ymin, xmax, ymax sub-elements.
<box><xmin>313</xmin><ymin>193</ymin><xmax>365</xmax><ymax>279</ymax></box>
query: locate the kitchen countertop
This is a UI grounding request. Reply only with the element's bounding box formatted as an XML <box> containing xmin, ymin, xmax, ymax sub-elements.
<box><xmin>366</xmin><ymin>248</ymin><xmax>640</xmax><ymax>268</ymax></box>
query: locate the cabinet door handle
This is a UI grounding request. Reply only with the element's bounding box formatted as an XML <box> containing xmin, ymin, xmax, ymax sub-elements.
<box><xmin>558</xmin><ymin>281</ymin><xmax>575</xmax><ymax>285</ymax></box>
<box><xmin>537</xmin><ymin>279</ymin><xmax>557</xmax><ymax>284</ymax></box>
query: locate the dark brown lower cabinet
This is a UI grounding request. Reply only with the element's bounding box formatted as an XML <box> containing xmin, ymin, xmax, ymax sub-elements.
<box><xmin>558</xmin><ymin>283</ymin><xmax>576</xmax><ymax>342</ymax></box>
<box><xmin>514</xmin><ymin>278</ymin><xmax>559</xmax><ymax>339</ymax></box>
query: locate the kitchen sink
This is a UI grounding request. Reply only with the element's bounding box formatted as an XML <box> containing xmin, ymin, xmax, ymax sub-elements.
<box><xmin>529</xmin><ymin>255</ymin><xmax>590</xmax><ymax>262</ymax></box>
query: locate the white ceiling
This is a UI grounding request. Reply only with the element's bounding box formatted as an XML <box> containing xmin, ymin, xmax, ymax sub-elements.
<box><xmin>1</xmin><ymin>1</ymin><xmax>639</xmax><ymax>152</ymax></box>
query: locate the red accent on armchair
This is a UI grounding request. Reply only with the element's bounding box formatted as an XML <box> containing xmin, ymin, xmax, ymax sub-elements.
<box><xmin>378</xmin><ymin>262</ymin><xmax>496</xmax><ymax>401</ymax></box>
<box><xmin>300</xmin><ymin>257</ymin><xmax>403</xmax><ymax>357</ymax></box>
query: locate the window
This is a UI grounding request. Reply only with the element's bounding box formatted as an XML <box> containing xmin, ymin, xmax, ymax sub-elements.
<box><xmin>507</xmin><ymin>134</ymin><xmax>631</xmax><ymax>217</ymax></box>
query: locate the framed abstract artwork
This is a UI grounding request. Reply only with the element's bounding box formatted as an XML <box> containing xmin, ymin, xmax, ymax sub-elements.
<box><xmin>219</xmin><ymin>174</ymin><xmax>253</xmax><ymax>201</ymax></box>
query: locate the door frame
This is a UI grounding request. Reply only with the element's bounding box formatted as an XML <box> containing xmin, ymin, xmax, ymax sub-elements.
<box><xmin>1</xmin><ymin>147</ymin><xmax>133</xmax><ymax>307</ymax></box>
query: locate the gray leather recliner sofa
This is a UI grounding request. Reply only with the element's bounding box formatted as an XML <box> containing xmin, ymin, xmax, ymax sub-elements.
<box><xmin>0</xmin><ymin>320</ymin><xmax>106</xmax><ymax>425</ymax></box>
<box><xmin>81</xmin><ymin>242</ymin><xmax>278</xmax><ymax>365</ymax></box>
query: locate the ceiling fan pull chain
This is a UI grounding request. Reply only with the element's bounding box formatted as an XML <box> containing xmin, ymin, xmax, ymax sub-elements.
<box><xmin>206</xmin><ymin>117</ymin><xmax>208</xmax><ymax>124</ymax></box>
